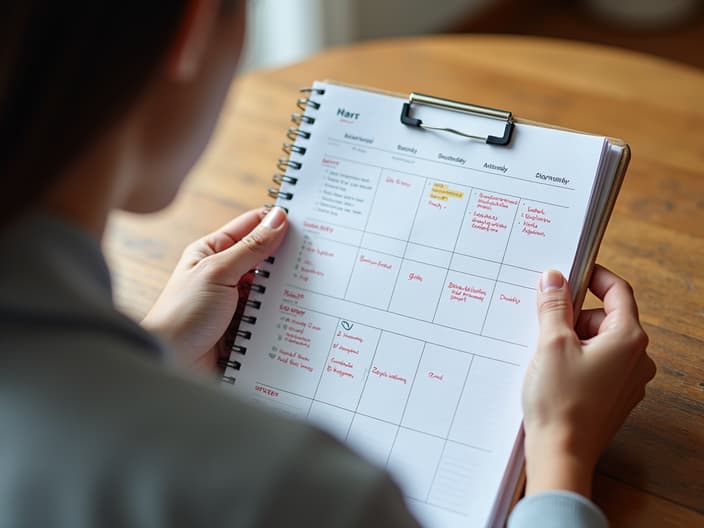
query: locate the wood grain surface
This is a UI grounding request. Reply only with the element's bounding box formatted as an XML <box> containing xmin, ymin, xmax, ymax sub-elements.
<box><xmin>104</xmin><ymin>36</ymin><xmax>704</xmax><ymax>525</ymax></box>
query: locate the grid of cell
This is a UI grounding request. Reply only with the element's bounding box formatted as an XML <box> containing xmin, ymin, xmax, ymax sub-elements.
<box><xmin>254</xmin><ymin>314</ymin><xmax>523</xmax><ymax>519</ymax></box>
<box><xmin>289</xmin><ymin>157</ymin><xmax>570</xmax><ymax>346</ymax></box>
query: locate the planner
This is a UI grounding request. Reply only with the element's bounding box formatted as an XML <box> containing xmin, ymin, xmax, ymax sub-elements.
<box><xmin>220</xmin><ymin>81</ymin><xmax>629</xmax><ymax>527</ymax></box>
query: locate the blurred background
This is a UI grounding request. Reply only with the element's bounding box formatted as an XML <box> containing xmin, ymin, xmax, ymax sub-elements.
<box><xmin>240</xmin><ymin>0</ymin><xmax>704</xmax><ymax>71</ymax></box>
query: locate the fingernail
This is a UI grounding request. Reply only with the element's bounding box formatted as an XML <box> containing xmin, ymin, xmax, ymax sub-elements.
<box><xmin>540</xmin><ymin>270</ymin><xmax>564</xmax><ymax>291</ymax></box>
<box><xmin>261</xmin><ymin>207</ymin><xmax>286</xmax><ymax>229</ymax></box>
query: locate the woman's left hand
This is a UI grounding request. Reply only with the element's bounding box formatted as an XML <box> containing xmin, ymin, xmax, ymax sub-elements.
<box><xmin>142</xmin><ymin>207</ymin><xmax>288</xmax><ymax>370</ymax></box>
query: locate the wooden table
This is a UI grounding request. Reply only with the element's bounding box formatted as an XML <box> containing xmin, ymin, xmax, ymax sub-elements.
<box><xmin>105</xmin><ymin>36</ymin><xmax>704</xmax><ymax>526</ymax></box>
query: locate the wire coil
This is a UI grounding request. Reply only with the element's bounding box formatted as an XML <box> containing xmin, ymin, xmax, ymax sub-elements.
<box><xmin>221</xmin><ymin>86</ymin><xmax>324</xmax><ymax>386</ymax></box>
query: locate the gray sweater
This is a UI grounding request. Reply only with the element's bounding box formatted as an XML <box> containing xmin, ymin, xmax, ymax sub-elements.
<box><xmin>0</xmin><ymin>212</ymin><xmax>607</xmax><ymax>527</ymax></box>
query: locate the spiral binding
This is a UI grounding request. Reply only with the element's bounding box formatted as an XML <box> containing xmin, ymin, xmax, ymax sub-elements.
<box><xmin>221</xmin><ymin>86</ymin><xmax>325</xmax><ymax>386</ymax></box>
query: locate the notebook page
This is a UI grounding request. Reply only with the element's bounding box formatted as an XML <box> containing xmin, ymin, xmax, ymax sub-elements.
<box><xmin>224</xmin><ymin>81</ymin><xmax>607</xmax><ymax>527</ymax></box>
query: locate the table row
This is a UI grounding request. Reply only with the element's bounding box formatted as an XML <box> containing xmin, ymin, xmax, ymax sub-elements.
<box><xmin>309</xmin><ymin>159</ymin><xmax>575</xmax><ymax>270</ymax></box>
<box><xmin>289</xmin><ymin>235</ymin><xmax>538</xmax><ymax>341</ymax></box>
<box><xmin>238</xmin><ymin>315</ymin><xmax>524</xmax><ymax>444</ymax></box>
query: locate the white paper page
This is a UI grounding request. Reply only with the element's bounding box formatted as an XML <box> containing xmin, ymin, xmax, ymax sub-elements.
<box><xmin>223</xmin><ymin>81</ymin><xmax>607</xmax><ymax>527</ymax></box>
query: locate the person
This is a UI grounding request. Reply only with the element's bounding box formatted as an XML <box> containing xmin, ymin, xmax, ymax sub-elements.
<box><xmin>0</xmin><ymin>1</ymin><xmax>655</xmax><ymax>526</ymax></box>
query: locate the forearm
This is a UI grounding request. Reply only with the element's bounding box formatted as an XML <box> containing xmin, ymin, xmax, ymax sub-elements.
<box><xmin>524</xmin><ymin>428</ymin><xmax>595</xmax><ymax>498</ymax></box>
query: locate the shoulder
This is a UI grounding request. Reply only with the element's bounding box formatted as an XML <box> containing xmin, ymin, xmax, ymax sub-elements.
<box><xmin>0</xmin><ymin>332</ymin><xmax>417</xmax><ymax>527</ymax></box>
<box><xmin>243</xmin><ymin>424</ymin><xmax>421</xmax><ymax>527</ymax></box>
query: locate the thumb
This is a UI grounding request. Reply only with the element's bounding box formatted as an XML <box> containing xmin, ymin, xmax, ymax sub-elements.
<box><xmin>207</xmin><ymin>207</ymin><xmax>288</xmax><ymax>284</ymax></box>
<box><xmin>537</xmin><ymin>269</ymin><xmax>575</xmax><ymax>337</ymax></box>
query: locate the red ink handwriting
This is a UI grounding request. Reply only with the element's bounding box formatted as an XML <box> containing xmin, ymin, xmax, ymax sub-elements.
<box><xmin>359</xmin><ymin>254</ymin><xmax>393</xmax><ymax>270</ymax></box>
<box><xmin>499</xmin><ymin>294</ymin><xmax>521</xmax><ymax>305</ymax></box>
<box><xmin>371</xmin><ymin>366</ymin><xmax>407</xmax><ymax>384</ymax></box>
<box><xmin>255</xmin><ymin>385</ymin><xmax>279</xmax><ymax>397</ymax></box>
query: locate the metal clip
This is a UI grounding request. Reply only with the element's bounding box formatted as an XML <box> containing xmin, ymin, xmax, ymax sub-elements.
<box><xmin>400</xmin><ymin>92</ymin><xmax>514</xmax><ymax>145</ymax></box>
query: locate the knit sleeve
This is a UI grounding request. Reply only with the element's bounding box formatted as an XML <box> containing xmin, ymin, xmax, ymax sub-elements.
<box><xmin>508</xmin><ymin>491</ymin><xmax>608</xmax><ymax>528</ymax></box>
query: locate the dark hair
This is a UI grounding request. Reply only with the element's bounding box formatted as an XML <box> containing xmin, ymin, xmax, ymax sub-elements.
<box><xmin>0</xmin><ymin>2</ymin><xmax>190</xmax><ymax>227</ymax></box>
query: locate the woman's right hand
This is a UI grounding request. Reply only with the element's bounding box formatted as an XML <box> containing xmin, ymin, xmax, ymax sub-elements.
<box><xmin>522</xmin><ymin>265</ymin><xmax>656</xmax><ymax>498</ymax></box>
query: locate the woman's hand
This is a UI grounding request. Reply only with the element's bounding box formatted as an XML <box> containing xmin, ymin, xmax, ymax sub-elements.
<box><xmin>142</xmin><ymin>207</ymin><xmax>288</xmax><ymax>370</ymax></box>
<box><xmin>522</xmin><ymin>265</ymin><xmax>656</xmax><ymax>498</ymax></box>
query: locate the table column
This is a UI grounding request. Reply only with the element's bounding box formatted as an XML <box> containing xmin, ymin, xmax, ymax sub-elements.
<box><xmin>434</xmin><ymin>190</ymin><xmax>520</xmax><ymax>333</ymax></box>
<box><xmin>346</xmin><ymin>333</ymin><xmax>425</xmax><ymax>467</ymax></box>
<box><xmin>312</xmin><ymin>320</ymin><xmax>381</xmax><ymax>410</ymax></box>
<box><xmin>483</xmin><ymin>200</ymin><xmax>572</xmax><ymax>344</ymax></box>
<box><xmin>289</xmin><ymin>227</ymin><xmax>360</xmax><ymax>297</ymax></box>
<box><xmin>389</xmin><ymin>179</ymin><xmax>470</xmax><ymax>321</ymax></box>
<box><xmin>384</xmin><ymin>344</ymin><xmax>474</xmax><ymax>504</ymax></box>
<box><xmin>313</xmin><ymin>156</ymin><xmax>380</xmax><ymax>229</ymax></box>
<box><xmin>246</xmin><ymin>305</ymin><xmax>341</xmax><ymax>419</ymax></box>
<box><xmin>345</xmin><ymin>169</ymin><xmax>424</xmax><ymax>308</ymax></box>
<box><xmin>307</xmin><ymin>319</ymin><xmax>382</xmax><ymax>441</ymax></box>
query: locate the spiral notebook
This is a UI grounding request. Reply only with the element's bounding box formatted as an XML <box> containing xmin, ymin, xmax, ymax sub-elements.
<box><xmin>220</xmin><ymin>80</ymin><xmax>629</xmax><ymax>527</ymax></box>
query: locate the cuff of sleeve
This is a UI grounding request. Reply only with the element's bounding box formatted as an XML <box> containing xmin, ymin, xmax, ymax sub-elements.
<box><xmin>508</xmin><ymin>491</ymin><xmax>608</xmax><ymax>528</ymax></box>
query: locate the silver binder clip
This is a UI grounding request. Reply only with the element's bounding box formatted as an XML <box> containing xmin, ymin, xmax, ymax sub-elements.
<box><xmin>400</xmin><ymin>92</ymin><xmax>515</xmax><ymax>146</ymax></box>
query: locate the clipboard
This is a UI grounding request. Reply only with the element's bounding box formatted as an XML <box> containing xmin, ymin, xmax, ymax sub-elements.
<box><xmin>227</xmin><ymin>79</ymin><xmax>630</xmax><ymax>527</ymax></box>
<box><xmin>321</xmin><ymin>80</ymin><xmax>630</xmax><ymax>523</ymax></box>
<box><xmin>325</xmin><ymin>80</ymin><xmax>631</xmax><ymax>519</ymax></box>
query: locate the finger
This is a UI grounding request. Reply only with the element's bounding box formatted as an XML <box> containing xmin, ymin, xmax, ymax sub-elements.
<box><xmin>620</xmin><ymin>354</ymin><xmax>656</xmax><ymax>411</ymax></box>
<box><xmin>623</xmin><ymin>370</ymin><xmax>650</xmax><ymax>416</ymax></box>
<box><xmin>636</xmin><ymin>351</ymin><xmax>657</xmax><ymax>384</ymax></box>
<box><xmin>605</xmin><ymin>354</ymin><xmax>655</xmax><ymax>439</ymax></box>
<box><xmin>204</xmin><ymin>207</ymin><xmax>288</xmax><ymax>285</ymax></box>
<box><xmin>575</xmin><ymin>308</ymin><xmax>606</xmax><ymax>340</ymax></box>
<box><xmin>620</xmin><ymin>354</ymin><xmax>656</xmax><ymax>419</ymax></box>
<box><xmin>606</xmin><ymin>385</ymin><xmax>644</xmax><ymax>440</ymax></box>
<box><xmin>536</xmin><ymin>269</ymin><xmax>575</xmax><ymax>338</ymax></box>
<box><xmin>589</xmin><ymin>265</ymin><xmax>639</xmax><ymax>322</ymax></box>
<box><xmin>181</xmin><ymin>209</ymin><xmax>269</xmax><ymax>267</ymax></box>
<box><xmin>202</xmin><ymin>208</ymin><xmax>268</xmax><ymax>254</ymax></box>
